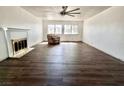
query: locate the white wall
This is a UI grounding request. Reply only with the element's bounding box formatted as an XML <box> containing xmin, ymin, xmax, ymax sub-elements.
<box><xmin>0</xmin><ymin>28</ymin><xmax>8</xmax><ymax>61</ymax></box>
<box><xmin>83</xmin><ymin>6</ymin><xmax>124</xmax><ymax>61</ymax></box>
<box><xmin>43</xmin><ymin>20</ymin><xmax>83</xmax><ymax>41</ymax></box>
<box><xmin>0</xmin><ymin>6</ymin><xmax>43</xmax><ymax>61</ymax></box>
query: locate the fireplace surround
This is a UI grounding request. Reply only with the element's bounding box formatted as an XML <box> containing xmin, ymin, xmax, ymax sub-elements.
<box><xmin>1</xmin><ymin>27</ymin><xmax>34</xmax><ymax>58</ymax></box>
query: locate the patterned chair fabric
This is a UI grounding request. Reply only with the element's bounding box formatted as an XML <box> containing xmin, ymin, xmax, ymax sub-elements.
<box><xmin>47</xmin><ymin>34</ymin><xmax>60</xmax><ymax>45</ymax></box>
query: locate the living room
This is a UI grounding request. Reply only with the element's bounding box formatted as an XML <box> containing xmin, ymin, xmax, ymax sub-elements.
<box><xmin>0</xmin><ymin>6</ymin><xmax>124</xmax><ymax>86</ymax></box>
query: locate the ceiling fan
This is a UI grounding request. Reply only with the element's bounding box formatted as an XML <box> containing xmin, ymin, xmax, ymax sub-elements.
<box><xmin>60</xmin><ymin>6</ymin><xmax>81</xmax><ymax>17</ymax></box>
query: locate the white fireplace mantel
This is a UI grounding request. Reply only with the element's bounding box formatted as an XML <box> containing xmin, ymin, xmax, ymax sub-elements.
<box><xmin>1</xmin><ymin>27</ymin><xmax>33</xmax><ymax>58</ymax></box>
<box><xmin>7</xmin><ymin>27</ymin><xmax>30</xmax><ymax>31</ymax></box>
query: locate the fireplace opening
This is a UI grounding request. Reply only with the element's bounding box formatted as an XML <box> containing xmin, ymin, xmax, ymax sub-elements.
<box><xmin>14</xmin><ymin>42</ymin><xmax>18</xmax><ymax>52</ymax></box>
<box><xmin>12</xmin><ymin>38</ymin><xmax>27</xmax><ymax>55</ymax></box>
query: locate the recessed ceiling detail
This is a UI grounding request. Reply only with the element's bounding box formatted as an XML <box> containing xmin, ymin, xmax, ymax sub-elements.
<box><xmin>21</xmin><ymin>6</ymin><xmax>110</xmax><ymax>21</ymax></box>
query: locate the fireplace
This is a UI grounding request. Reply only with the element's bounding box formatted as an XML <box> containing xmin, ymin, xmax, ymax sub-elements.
<box><xmin>1</xmin><ymin>27</ymin><xmax>33</xmax><ymax>58</ymax></box>
<box><xmin>12</xmin><ymin>38</ymin><xmax>27</xmax><ymax>55</ymax></box>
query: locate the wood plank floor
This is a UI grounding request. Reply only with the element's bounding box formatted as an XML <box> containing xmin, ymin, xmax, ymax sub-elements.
<box><xmin>0</xmin><ymin>42</ymin><xmax>124</xmax><ymax>86</ymax></box>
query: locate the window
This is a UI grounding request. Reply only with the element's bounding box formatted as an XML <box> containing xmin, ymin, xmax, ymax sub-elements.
<box><xmin>48</xmin><ymin>25</ymin><xmax>62</xmax><ymax>34</ymax></box>
<box><xmin>55</xmin><ymin>25</ymin><xmax>62</xmax><ymax>34</ymax></box>
<box><xmin>48</xmin><ymin>24</ymin><xmax>78</xmax><ymax>34</ymax></box>
<box><xmin>64</xmin><ymin>25</ymin><xmax>78</xmax><ymax>34</ymax></box>
<box><xmin>64</xmin><ymin>25</ymin><xmax>72</xmax><ymax>34</ymax></box>
<box><xmin>48</xmin><ymin>25</ymin><xmax>55</xmax><ymax>34</ymax></box>
<box><xmin>72</xmin><ymin>25</ymin><xmax>78</xmax><ymax>34</ymax></box>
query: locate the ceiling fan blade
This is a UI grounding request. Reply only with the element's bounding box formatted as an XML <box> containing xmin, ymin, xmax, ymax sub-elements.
<box><xmin>68</xmin><ymin>12</ymin><xmax>81</xmax><ymax>14</ymax></box>
<box><xmin>62</xmin><ymin>6</ymin><xmax>68</xmax><ymax>12</ymax></box>
<box><xmin>66</xmin><ymin>8</ymin><xmax>80</xmax><ymax>13</ymax></box>
<box><xmin>67</xmin><ymin>14</ymin><xmax>75</xmax><ymax>17</ymax></box>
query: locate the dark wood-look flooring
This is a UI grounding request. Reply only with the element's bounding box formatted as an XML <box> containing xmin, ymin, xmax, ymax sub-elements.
<box><xmin>0</xmin><ymin>42</ymin><xmax>124</xmax><ymax>86</ymax></box>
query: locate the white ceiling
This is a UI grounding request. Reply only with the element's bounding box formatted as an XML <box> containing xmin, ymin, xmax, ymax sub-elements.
<box><xmin>21</xmin><ymin>6</ymin><xmax>110</xmax><ymax>21</ymax></box>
